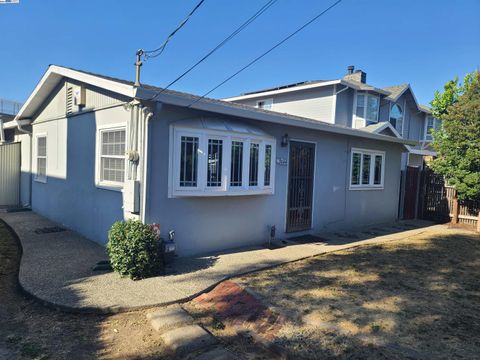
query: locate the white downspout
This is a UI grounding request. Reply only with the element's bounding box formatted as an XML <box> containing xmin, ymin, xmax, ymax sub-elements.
<box><xmin>0</xmin><ymin>119</ymin><xmax>4</xmax><ymax>143</ymax></box>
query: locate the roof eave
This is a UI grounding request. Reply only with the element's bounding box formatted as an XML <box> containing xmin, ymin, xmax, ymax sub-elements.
<box><xmin>137</xmin><ymin>88</ymin><xmax>415</xmax><ymax>146</ymax></box>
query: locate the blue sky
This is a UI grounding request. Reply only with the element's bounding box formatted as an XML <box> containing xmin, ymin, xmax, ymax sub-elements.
<box><xmin>1</xmin><ymin>0</ymin><xmax>479</xmax><ymax>106</ymax></box>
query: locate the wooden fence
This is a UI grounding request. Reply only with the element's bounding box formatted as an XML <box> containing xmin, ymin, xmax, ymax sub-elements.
<box><xmin>420</xmin><ymin>169</ymin><xmax>480</xmax><ymax>230</ymax></box>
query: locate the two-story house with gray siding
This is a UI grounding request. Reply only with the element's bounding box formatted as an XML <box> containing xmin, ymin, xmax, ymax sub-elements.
<box><xmin>224</xmin><ymin>66</ymin><xmax>439</xmax><ymax>170</ymax></box>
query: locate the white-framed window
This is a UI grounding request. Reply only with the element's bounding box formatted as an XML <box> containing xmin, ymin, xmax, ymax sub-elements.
<box><xmin>424</xmin><ymin>115</ymin><xmax>440</xmax><ymax>141</ymax></box>
<box><xmin>350</xmin><ymin>148</ymin><xmax>385</xmax><ymax>190</ymax></box>
<box><xmin>96</xmin><ymin>126</ymin><xmax>126</xmax><ymax>189</ymax></box>
<box><xmin>256</xmin><ymin>98</ymin><xmax>273</xmax><ymax>110</ymax></box>
<box><xmin>355</xmin><ymin>93</ymin><xmax>379</xmax><ymax>125</ymax></box>
<box><xmin>35</xmin><ymin>134</ymin><xmax>47</xmax><ymax>183</ymax></box>
<box><xmin>171</xmin><ymin>125</ymin><xmax>275</xmax><ymax>197</ymax></box>
<box><xmin>390</xmin><ymin>103</ymin><xmax>404</xmax><ymax>136</ymax></box>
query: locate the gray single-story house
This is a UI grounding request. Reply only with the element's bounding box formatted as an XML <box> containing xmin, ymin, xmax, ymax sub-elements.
<box><xmin>1</xmin><ymin>65</ymin><xmax>414</xmax><ymax>256</ymax></box>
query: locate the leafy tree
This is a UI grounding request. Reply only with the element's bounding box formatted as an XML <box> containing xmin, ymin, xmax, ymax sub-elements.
<box><xmin>429</xmin><ymin>70</ymin><xmax>480</xmax><ymax>201</ymax></box>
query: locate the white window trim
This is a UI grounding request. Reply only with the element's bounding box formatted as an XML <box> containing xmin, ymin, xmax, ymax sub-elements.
<box><xmin>34</xmin><ymin>133</ymin><xmax>47</xmax><ymax>183</ymax></box>
<box><xmin>353</xmin><ymin>92</ymin><xmax>380</xmax><ymax>127</ymax></box>
<box><xmin>169</xmin><ymin>126</ymin><xmax>276</xmax><ymax>197</ymax></box>
<box><xmin>95</xmin><ymin>123</ymin><xmax>127</xmax><ymax>191</ymax></box>
<box><xmin>389</xmin><ymin>102</ymin><xmax>404</xmax><ymax>137</ymax></box>
<box><xmin>255</xmin><ymin>98</ymin><xmax>273</xmax><ymax>110</ymax></box>
<box><xmin>349</xmin><ymin>147</ymin><xmax>385</xmax><ymax>190</ymax></box>
<box><xmin>424</xmin><ymin>115</ymin><xmax>438</xmax><ymax>142</ymax></box>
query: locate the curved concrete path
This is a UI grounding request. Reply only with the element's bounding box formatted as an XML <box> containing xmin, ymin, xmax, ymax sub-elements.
<box><xmin>0</xmin><ymin>211</ymin><xmax>440</xmax><ymax>313</ymax></box>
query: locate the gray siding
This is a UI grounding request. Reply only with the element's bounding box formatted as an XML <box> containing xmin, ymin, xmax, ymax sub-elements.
<box><xmin>34</xmin><ymin>79</ymin><xmax>129</xmax><ymax>121</ymax></box>
<box><xmin>146</xmin><ymin>104</ymin><xmax>403</xmax><ymax>256</ymax></box>
<box><xmin>233</xmin><ymin>86</ymin><xmax>335</xmax><ymax>123</ymax></box>
<box><xmin>334</xmin><ymin>87</ymin><xmax>354</xmax><ymax>127</ymax></box>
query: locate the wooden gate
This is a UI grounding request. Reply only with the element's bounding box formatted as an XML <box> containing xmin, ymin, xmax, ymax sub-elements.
<box><xmin>421</xmin><ymin>169</ymin><xmax>450</xmax><ymax>222</ymax></box>
<box><xmin>403</xmin><ymin>166</ymin><xmax>420</xmax><ymax>219</ymax></box>
<box><xmin>0</xmin><ymin>142</ymin><xmax>21</xmax><ymax>206</ymax></box>
<box><xmin>286</xmin><ymin>141</ymin><xmax>315</xmax><ymax>232</ymax></box>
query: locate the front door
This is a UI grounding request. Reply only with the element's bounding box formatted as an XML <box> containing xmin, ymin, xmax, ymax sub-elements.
<box><xmin>286</xmin><ymin>141</ymin><xmax>315</xmax><ymax>232</ymax></box>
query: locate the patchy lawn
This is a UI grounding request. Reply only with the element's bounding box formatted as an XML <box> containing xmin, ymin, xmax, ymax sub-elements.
<box><xmin>191</xmin><ymin>226</ymin><xmax>480</xmax><ymax>359</ymax></box>
<box><xmin>0</xmin><ymin>220</ymin><xmax>172</xmax><ymax>360</ymax></box>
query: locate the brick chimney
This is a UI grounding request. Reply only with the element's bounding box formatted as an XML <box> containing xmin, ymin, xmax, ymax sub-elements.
<box><xmin>343</xmin><ymin>66</ymin><xmax>367</xmax><ymax>83</ymax></box>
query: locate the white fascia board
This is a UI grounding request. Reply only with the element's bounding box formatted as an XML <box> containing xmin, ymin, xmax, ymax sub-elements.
<box><xmin>2</xmin><ymin>119</ymin><xmax>30</xmax><ymax>129</ymax></box>
<box><xmin>388</xmin><ymin>84</ymin><xmax>422</xmax><ymax>112</ymax></box>
<box><xmin>137</xmin><ymin>88</ymin><xmax>415</xmax><ymax>146</ymax></box>
<box><xmin>222</xmin><ymin>80</ymin><xmax>342</xmax><ymax>101</ymax></box>
<box><xmin>15</xmin><ymin>65</ymin><xmax>135</xmax><ymax>121</ymax></box>
<box><xmin>373</xmin><ymin>122</ymin><xmax>403</xmax><ymax>139</ymax></box>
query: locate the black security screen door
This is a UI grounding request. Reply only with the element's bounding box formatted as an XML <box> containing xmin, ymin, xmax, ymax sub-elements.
<box><xmin>286</xmin><ymin>141</ymin><xmax>315</xmax><ymax>232</ymax></box>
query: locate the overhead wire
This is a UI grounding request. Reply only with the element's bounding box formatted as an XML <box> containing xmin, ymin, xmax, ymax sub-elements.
<box><xmin>148</xmin><ymin>0</ymin><xmax>278</xmax><ymax>101</ymax></box>
<box><xmin>143</xmin><ymin>0</ymin><xmax>206</xmax><ymax>59</ymax></box>
<box><xmin>185</xmin><ymin>0</ymin><xmax>343</xmax><ymax>108</ymax></box>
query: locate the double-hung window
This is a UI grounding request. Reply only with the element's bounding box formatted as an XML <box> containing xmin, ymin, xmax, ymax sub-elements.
<box><xmin>171</xmin><ymin>122</ymin><xmax>275</xmax><ymax>197</ymax></box>
<box><xmin>355</xmin><ymin>93</ymin><xmax>379</xmax><ymax>126</ymax></box>
<box><xmin>425</xmin><ymin>116</ymin><xmax>440</xmax><ymax>141</ymax></box>
<box><xmin>97</xmin><ymin>126</ymin><xmax>126</xmax><ymax>188</ymax></box>
<box><xmin>350</xmin><ymin>148</ymin><xmax>385</xmax><ymax>189</ymax></box>
<box><xmin>35</xmin><ymin>135</ymin><xmax>47</xmax><ymax>182</ymax></box>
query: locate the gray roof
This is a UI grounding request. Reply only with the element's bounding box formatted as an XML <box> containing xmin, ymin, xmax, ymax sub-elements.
<box><xmin>419</xmin><ymin>104</ymin><xmax>432</xmax><ymax>114</ymax></box>
<box><xmin>383</xmin><ymin>84</ymin><xmax>409</xmax><ymax>101</ymax></box>
<box><xmin>241</xmin><ymin>80</ymin><xmax>330</xmax><ymax>95</ymax></box>
<box><xmin>362</xmin><ymin>121</ymin><xmax>389</xmax><ymax>133</ymax></box>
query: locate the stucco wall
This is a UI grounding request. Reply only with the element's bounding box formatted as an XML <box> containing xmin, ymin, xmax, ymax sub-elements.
<box><xmin>146</xmin><ymin>104</ymin><xmax>403</xmax><ymax>256</ymax></box>
<box><xmin>30</xmin><ymin>83</ymin><xmax>129</xmax><ymax>244</ymax></box>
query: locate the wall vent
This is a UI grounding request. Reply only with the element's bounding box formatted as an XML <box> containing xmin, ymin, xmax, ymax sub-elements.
<box><xmin>66</xmin><ymin>86</ymin><xmax>74</xmax><ymax>115</ymax></box>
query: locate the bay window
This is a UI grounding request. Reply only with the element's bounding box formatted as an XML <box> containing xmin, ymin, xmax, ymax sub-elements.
<box><xmin>350</xmin><ymin>148</ymin><xmax>385</xmax><ymax>189</ymax></box>
<box><xmin>171</xmin><ymin>120</ymin><xmax>275</xmax><ymax>197</ymax></box>
<box><xmin>356</xmin><ymin>93</ymin><xmax>379</xmax><ymax>125</ymax></box>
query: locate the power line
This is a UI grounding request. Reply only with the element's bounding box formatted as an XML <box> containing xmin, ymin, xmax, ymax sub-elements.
<box><xmin>143</xmin><ymin>0</ymin><xmax>206</xmax><ymax>59</ymax></box>
<box><xmin>186</xmin><ymin>0</ymin><xmax>343</xmax><ymax>108</ymax></box>
<box><xmin>149</xmin><ymin>0</ymin><xmax>278</xmax><ymax>101</ymax></box>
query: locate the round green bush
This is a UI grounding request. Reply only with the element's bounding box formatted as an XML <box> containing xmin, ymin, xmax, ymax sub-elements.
<box><xmin>106</xmin><ymin>220</ymin><xmax>161</xmax><ymax>279</ymax></box>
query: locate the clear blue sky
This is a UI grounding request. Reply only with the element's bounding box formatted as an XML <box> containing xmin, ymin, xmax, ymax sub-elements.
<box><xmin>1</xmin><ymin>0</ymin><xmax>479</xmax><ymax>106</ymax></box>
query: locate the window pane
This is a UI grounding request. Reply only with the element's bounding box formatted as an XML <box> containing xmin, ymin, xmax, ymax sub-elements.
<box><xmin>356</xmin><ymin>95</ymin><xmax>365</xmax><ymax>118</ymax></box>
<box><xmin>180</xmin><ymin>136</ymin><xmax>199</xmax><ymax>187</ymax></box>
<box><xmin>230</xmin><ymin>141</ymin><xmax>243</xmax><ymax>187</ymax></box>
<box><xmin>249</xmin><ymin>143</ymin><xmax>259</xmax><ymax>186</ymax></box>
<box><xmin>366</xmin><ymin>96</ymin><xmax>379</xmax><ymax>123</ymax></box>
<box><xmin>264</xmin><ymin>144</ymin><xmax>272</xmax><ymax>186</ymax></box>
<box><xmin>101</xmin><ymin>157</ymin><xmax>125</xmax><ymax>183</ymax></box>
<box><xmin>351</xmin><ymin>152</ymin><xmax>361</xmax><ymax>185</ymax></box>
<box><xmin>37</xmin><ymin>137</ymin><xmax>46</xmax><ymax>157</ymax></box>
<box><xmin>101</xmin><ymin>129</ymin><xmax>125</xmax><ymax>156</ymax></box>
<box><xmin>374</xmin><ymin>155</ymin><xmax>382</xmax><ymax>185</ymax></box>
<box><xmin>207</xmin><ymin>139</ymin><xmax>223</xmax><ymax>187</ymax></box>
<box><xmin>37</xmin><ymin>158</ymin><xmax>46</xmax><ymax>178</ymax></box>
<box><xmin>390</xmin><ymin>104</ymin><xmax>403</xmax><ymax>134</ymax></box>
<box><xmin>362</xmin><ymin>154</ymin><xmax>371</xmax><ymax>185</ymax></box>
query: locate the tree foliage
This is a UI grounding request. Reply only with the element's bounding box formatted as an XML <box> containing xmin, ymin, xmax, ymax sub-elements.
<box><xmin>429</xmin><ymin>71</ymin><xmax>480</xmax><ymax>201</ymax></box>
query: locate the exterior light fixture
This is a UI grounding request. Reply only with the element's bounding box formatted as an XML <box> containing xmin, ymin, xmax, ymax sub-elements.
<box><xmin>281</xmin><ymin>133</ymin><xmax>289</xmax><ymax>147</ymax></box>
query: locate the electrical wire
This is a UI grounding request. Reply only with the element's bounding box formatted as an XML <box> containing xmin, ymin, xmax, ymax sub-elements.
<box><xmin>148</xmin><ymin>0</ymin><xmax>278</xmax><ymax>101</ymax></box>
<box><xmin>186</xmin><ymin>0</ymin><xmax>343</xmax><ymax>108</ymax></box>
<box><xmin>143</xmin><ymin>0</ymin><xmax>206</xmax><ymax>59</ymax></box>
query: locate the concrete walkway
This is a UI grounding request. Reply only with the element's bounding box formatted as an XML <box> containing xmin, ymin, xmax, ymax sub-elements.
<box><xmin>0</xmin><ymin>211</ymin><xmax>441</xmax><ymax>313</ymax></box>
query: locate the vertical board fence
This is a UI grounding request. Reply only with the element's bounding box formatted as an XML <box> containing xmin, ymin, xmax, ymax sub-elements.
<box><xmin>420</xmin><ymin>168</ymin><xmax>480</xmax><ymax>229</ymax></box>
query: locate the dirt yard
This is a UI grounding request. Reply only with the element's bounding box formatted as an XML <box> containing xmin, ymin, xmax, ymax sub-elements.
<box><xmin>0</xmin><ymin>220</ymin><xmax>174</xmax><ymax>360</ymax></box>
<box><xmin>228</xmin><ymin>226</ymin><xmax>480</xmax><ymax>359</ymax></box>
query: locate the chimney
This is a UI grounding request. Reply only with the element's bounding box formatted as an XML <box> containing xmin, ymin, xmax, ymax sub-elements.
<box><xmin>343</xmin><ymin>66</ymin><xmax>367</xmax><ymax>84</ymax></box>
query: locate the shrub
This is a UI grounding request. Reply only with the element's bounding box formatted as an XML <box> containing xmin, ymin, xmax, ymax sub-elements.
<box><xmin>107</xmin><ymin>220</ymin><xmax>161</xmax><ymax>279</ymax></box>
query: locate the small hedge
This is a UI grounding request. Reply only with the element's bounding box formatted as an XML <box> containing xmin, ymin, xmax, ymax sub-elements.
<box><xmin>106</xmin><ymin>220</ymin><xmax>161</xmax><ymax>280</ymax></box>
